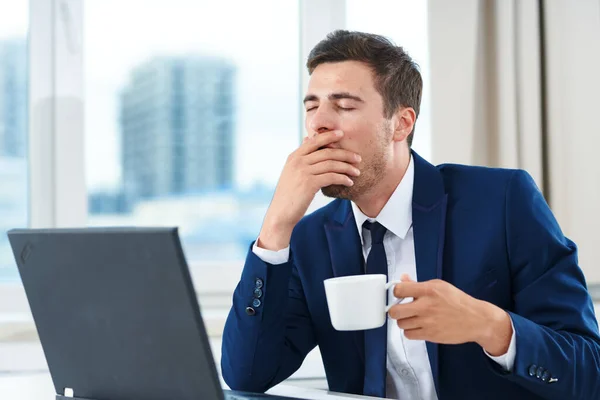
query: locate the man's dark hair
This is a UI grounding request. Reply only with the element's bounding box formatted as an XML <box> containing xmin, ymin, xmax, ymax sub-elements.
<box><xmin>307</xmin><ymin>30</ymin><xmax>422</xmax><ymax>147</ymax></box>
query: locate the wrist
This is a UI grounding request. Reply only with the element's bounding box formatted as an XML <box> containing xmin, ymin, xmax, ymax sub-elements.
<box><xmin>258</xmin><ymin>216</ymin><xmax>294</xmax><ymax>251</ymax></box>
<box><xmin>474</xmin><ymin>300</ymin><xmax>512</xmax><ymax>356</ymax></box>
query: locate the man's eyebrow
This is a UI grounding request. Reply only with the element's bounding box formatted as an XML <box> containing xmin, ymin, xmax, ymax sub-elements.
<box><xmin>303</xmin><ymin>92</ymin><xmax>365</xmax><ymax>104</ymax></box>
<box><xmin>303</xmin><ymin>94</ymin><xmax>318</xmax><ymax>104</ymax></box>
<box><xmin>329</xmin><ymin>92</ymin><xmax>364</xmax><ymax>102</ymax></box>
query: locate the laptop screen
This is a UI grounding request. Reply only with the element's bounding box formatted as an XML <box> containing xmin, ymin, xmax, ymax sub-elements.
<box><xmin>8</xmin><ymin>227</ymin><xmax>224</xmax><ymax>400</ymax></box>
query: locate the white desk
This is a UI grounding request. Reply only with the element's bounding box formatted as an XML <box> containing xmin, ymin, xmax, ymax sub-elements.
<box><xmin>267</xmin><ymin>386</ymin><xmax>381</xmax><ymax>399</ymax></box>
<box><xmin>0</xmin><ymin>372</ymin><xmax>382</xmax><ymax>400</ymax></box>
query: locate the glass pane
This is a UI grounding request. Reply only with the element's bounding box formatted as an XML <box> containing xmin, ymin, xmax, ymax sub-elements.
<box><xmin>346</xmin><ymin>0</ymin><xmax>431</xmax><ymax>161</ymax></box>
<box><xmin>0</xmin><ymin>1</ymin><xmax>28</xmax><ymax>283</ymax></box>
<box><xmin>85</xmin><ymin>2</ymin><xmax>300</xmax><ymax>271</ymax></box>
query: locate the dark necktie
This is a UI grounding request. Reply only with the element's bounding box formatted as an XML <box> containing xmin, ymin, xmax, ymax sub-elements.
<box><xmin>362</xmin><ymin>221</ymin><xmax>388</xmax><ymax>398</ymax></box>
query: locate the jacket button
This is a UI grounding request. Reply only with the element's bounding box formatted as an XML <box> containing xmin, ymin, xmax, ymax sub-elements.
<box><xmin>528</xmin><ymin>365</ymin><xmax>537</xmax><ymax>377</ymax></box>
<box><xmin>252</xmin><ymin>298</ymin><xmax>262</xmax><ymax>308</ymax></box>
<box><xmin>255</xmin><ymin>278</ymin><xmax>263</xmax><ymax>289</ymax></box>
<box><xmin>253</xmin><ymin>288</ymin><xmax>263</xmax><ymax>298</ymax></box>
<box><xmin>245</xmin><ymin>307</ymin><xmax>256</xmax><ymax>316</ymax></box>
<box><xmin>541</xmin><ymin>370</ymin><xmax>551</xmax><ymax>382</ymax></box>
<box><xmin>536</xmin><ymin>366</ymin><xmax>545</xmax><ymax>379</ymax></box>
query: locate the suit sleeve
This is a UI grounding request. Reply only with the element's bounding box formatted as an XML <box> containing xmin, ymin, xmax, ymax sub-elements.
<box><xmin>488</xmin><ymin>169</ymin><xmax>600</xmax><ymax>399</ymax></box>
<box><xmin>221</xmin><ymin>242</ymin><xmax>317</xmax><ymax>392</ymax></box>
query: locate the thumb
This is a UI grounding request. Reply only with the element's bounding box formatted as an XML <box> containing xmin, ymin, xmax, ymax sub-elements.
<box><xmin>400</xmin><ymin>273</ymin><xmax>414</xmax><ymax>282</ymax></box>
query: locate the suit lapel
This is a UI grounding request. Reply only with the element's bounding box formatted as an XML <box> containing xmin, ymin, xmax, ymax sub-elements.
<box><xmin>324</xmin><ymin>199</ymin><xmax>365</xmax><ymax>363</ymax></box>
<box><xmin>411</xmin><ymin>151</ymin><xmax>448</xmax><ymax>396</ymax></box>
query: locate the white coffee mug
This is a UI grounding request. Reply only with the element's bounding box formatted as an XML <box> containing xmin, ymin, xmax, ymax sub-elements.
<box><xmin>324</xmin><ymin>274</ymin><xmax>403</xmax><ymax>331</ymax></box>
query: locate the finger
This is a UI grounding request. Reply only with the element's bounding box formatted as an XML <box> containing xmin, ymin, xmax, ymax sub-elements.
<box><xmin>298</xmin><ymin>130</ymin><xmax>344</xmax><ymax>155</ymax></box>
<box><xmin>387</xmin><ymin>302</ymin><xmax>420</xmax><ymax>320</ymax></box>
<box><xmin>396</xmin><ymin>316</ymin><xmax>422</xmax><ymax>330</ymax></box>
<box><xmin>393</xmin><ymin>281</ymin><xmax>430</xmax><ymax>299</ymax></box>
<box><xmin>305</xmin><ymin>148</ymin><xmax>362</xmax><ymax>165</ymax></box>
<box><xmin>314</xmin><ymin>172</ymin><xmax>354</xmax><ymax>188</ymax></box>
<box><xmin>309</xmin><ymin>160</ymin><xmax>361</xmax><ymax>177</ymax></box>
<box><xmin>400</xmin><ymin>273</ymin><xmax>414</xmax><ymax>282</ymax></box>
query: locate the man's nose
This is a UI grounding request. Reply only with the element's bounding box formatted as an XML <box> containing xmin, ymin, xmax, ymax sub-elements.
<box><xmin>308</xmin><ymin>106</ymin><xmax>337</xmax><ymax>134</ymax></box>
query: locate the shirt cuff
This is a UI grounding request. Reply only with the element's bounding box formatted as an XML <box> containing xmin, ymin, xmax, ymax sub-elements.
<box><xmin>252</xmin><ymin>239</ymin><xmax>290</xmax><ymax>265</ymax></box>
<box><xmin>484</xmin><ymin>315</ymin><xmax>517</xmax><ymax>371</ymax></box>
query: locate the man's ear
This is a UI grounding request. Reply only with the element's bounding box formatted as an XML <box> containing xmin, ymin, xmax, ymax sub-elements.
<box><xmin>392</xmin><ymin>107</ymin><xmax>416</xmax><ymax>142</ymax></box>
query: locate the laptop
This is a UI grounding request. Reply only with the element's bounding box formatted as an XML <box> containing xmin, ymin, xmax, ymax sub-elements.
<box><xmin>7</xmin><ymin>227</ymin><xmax>304</xmax><ymax>400</ymax></box>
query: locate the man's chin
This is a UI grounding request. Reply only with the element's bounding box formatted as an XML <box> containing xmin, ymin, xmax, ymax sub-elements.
<box><xmin>321</xmin><ymin>185</ymin><xmax>354</xmax><ymax>200</ymax></box>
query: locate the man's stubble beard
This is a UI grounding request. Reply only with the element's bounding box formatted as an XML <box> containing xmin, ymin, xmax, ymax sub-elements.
<box><xmin>321</xmin><ymin>125</ymin><xmax>391</xmax><ymax>201</ymax></box>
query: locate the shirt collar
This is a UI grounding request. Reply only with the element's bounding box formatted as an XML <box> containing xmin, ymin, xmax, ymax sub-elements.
<box><xmin>351</xmin><ymin>155</ymin><xmax>414</xmax><ymax>244</ymax></box>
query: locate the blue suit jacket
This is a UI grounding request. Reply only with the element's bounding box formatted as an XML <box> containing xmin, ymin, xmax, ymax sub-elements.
<box><xmin>221</xmin><ymin>152</ymin><xmax>600</xmax><ymax>399</ymax></box>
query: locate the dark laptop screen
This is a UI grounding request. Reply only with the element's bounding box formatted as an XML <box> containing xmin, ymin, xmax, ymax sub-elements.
<box><xmin>8</xmin><ymin>227</ymin><xmax>224</xmax><ymax>400</ymax></box>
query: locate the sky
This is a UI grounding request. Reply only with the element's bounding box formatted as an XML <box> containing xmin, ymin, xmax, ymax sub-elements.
<box><xmin>0</xmin><ymin>0</ymin><xmax>431</xmax><ymax>192</ymax></box>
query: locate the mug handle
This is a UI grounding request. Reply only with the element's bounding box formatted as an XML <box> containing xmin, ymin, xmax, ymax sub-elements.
<box><xmin>384</xmin><ymin>280</ymin><xmax>405</xmax><ymax>312</ymax></box>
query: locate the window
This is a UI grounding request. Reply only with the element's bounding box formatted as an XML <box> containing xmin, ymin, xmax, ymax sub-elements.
<box><xmin>0</xmin><ymin>2</ymin><xmax>28</xmax><ymax>283</ymax></box>
<box><xmin>2</xmin><ymin>0</ymin><xmax>433</xmax><ymax>377</ymax></box>
<box><xmin>84</xmin><ymin>0</ymin><xmax>300</xmax><ymax>298</ymax></box>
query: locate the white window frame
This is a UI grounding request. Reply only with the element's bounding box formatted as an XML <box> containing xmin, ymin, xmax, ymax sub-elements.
<box><xmin>29</xmin><ymin>0</ymin><xmax>86</xmax><ymax>229</ymax></box>
<box><xmin>1</xmin><ymin>0</ymin><xmax>347</xmax><ymax>316</ymax></box>
<box><xmin>0</xmin><ymin>0</ymin><xmax>85</xmax><ymax>316</ymax></box>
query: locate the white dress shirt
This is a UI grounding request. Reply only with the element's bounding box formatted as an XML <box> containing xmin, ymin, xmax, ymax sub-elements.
<box><xmin>252</xmin><ymin>156</ymin><xmax>516</xmax><ymax>399</ymax></box>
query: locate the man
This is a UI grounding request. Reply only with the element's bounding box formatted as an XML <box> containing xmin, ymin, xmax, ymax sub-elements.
<box><xmin>221</xmin><ymin>30</ymin><xmax>600</xmax><ymax>399</ymax></box>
